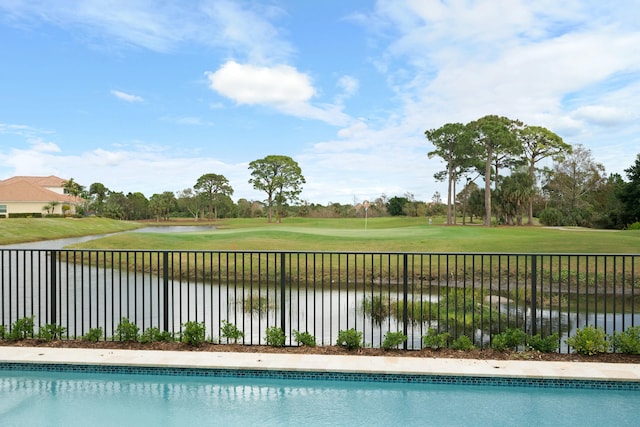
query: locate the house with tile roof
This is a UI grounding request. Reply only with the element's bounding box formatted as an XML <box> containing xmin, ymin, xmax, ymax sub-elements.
<box><xmin>0</xmin><ymin>175</ymin><xmax>83</xmax><ymax>218</ymax></box>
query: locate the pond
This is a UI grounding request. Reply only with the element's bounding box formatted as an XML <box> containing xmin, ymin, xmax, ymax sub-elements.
<box><xmin>1</xmin><ymin>228</ymin><xmax>638</xmax><ymax>351</ymax></box>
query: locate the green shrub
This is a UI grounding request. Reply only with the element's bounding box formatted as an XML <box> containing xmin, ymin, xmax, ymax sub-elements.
<box><xmin>336</xmin><ymin>328</ymin><xmax>362</xmax><ymax>350</ymax></box>
<box><xmin>37</xmin><ymin>324</ymin><xmax>66</xmax><ymax>341</ymax></box>
<box><xmin>181</xmin><ymin>321</ymin><xmax>206</xmax><ymax>346</ymax></box>
<box><xmin>220</xmin><ymin>320</ymin><xmax>244</xmax><ymax>343</ymax></box>
<box><xmin>611</xmin><ymin>326</ymin><xmax>640</xmax><ymax>354</ymax></box>
<box><xmin>0</xmin><ymin>325</ymin><xmax>6</xmax><ymax>339</ymax></box>
<box><xmin>8</xmin><ymin>316</ymin><xmax>35</xmax><ymax>341</ymax></box>
<box><xmin>451</xmin><ymin>335</ymin><xmax>475</xmax><ymax>351</ymax></box>
<box><xmin>538</xmin><ymin>207</ymin><xmax>563</xmax><ymax>226</ymax></box>
<box><xmin>115</xmin><ymin>317</ymin><xmax>139</xmax><ymax>342</ymax></box>
<box><xmin>626</xmin><ymin>222</ymin><xmax>640</xmax><ymax>231</ymax></box>
<box><xmin>265</xmin><ymin>326</ymin><xmax>286</xmax><ymax>347</ymax></box>
<box><xmin>141</xmin><ymin>327</ymin><xmax>175</xmax><ymax>344</ymax></box>
<box><xmin>382</xmin><ymin>331</ymin><xmax>407</xmax><ymax>350</ymax></box>
<box><xmin>293</xmin><ymin>330</ymin><xmax>316</xmax><ymax>347</ymax></box>
<box><xmin>82</xmin><ymin>327</ymin><xmax>103</xmax><ymax>342</ymax></box>
<box><xmin>565</xmin><ymin>325</ymin><xmax>609</xmax><ymax>355</ymax></box>
<box><xmin>491</xmin><ymin>328</ymin><xmax>527</xmax><ymax>351</ymax></box>
<box><xmin>422</xmin><ymin>328</ymin><xmax>450</xmax><ymax>350</ymax></box>
<box><xmin>527</xmin><ymin>333</ymin><xmax>559</xmax><ymax>353</ymax></box>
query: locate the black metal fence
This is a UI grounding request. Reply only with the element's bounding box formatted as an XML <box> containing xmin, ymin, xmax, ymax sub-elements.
<box><xmin>1</xmin><ymin>249</ymin><xmax>639</xmax><ymax>352</ymax></box>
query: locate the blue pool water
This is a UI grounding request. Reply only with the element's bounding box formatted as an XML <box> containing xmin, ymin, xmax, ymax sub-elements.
<box><xmin>1</xmin><ymin>369</ymin><xmax>639</xmax><ymax>427</ymax></box>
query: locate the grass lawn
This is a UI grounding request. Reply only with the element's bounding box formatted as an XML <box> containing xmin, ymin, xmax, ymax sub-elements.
<box><xmin>0</xmin><ymin>217</ymin><xmax>142</xmax><ymax>245</ymax></box>
<box><xmin>59</xmin><ymin>217</ymin><xmax>640</xmax><ymax>254</ymax></box>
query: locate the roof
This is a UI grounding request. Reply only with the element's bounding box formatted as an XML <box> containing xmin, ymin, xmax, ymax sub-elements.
<box><xmin>0</xmin><ymin>175</ymin><xmax>81</xmax><ymax>203</ymax></box>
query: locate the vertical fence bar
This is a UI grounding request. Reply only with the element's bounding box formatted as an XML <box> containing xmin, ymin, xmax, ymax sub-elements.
<box><xmin>531</xmin><ymin>254</ymin><xmax>537</xmax><ymax>336</ymax></box>
<box><xmin>49</xmin><ymin>250</ymin><xmax>57</xmax><ymax>325</ymax></box>
<box><xmin>280</xmin><ymin>252</ymin><xmax>286</xmax><ymax>333</ymax></box>
<box><xmin>402</xmin><ymin>253</ymin><xmax>408</xmax><ymax>350</ymax></box>
<box><xmin>163</xmin><ymin>251</ymin><xmax>169</xmax><ymax>332</ymax></box>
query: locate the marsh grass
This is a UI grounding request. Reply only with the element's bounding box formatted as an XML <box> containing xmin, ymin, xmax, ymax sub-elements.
<box><xmin>361</xmin><ymin>288</ymin><xmax>510</xmax><ymax>338</ymax></box>
<box><xmin>242</xmin><ymin>293</ymin><xmax>275</xmax><ymax>315</ymax></box>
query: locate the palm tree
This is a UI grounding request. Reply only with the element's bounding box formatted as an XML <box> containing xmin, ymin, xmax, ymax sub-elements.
<box><xmin>497</xmin><ymin>171</ymin><xmax>534</xmax><ymax>225</ymax></box>
<box><xmin>62</xmin><ymin>178</ymin><xmax>84</xmax><ymax>198</ymax></box>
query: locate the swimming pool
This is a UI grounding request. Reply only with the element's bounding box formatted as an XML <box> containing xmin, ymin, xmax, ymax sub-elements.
<box><xmin>1</xmin><ymin>364</ymin><xmax>639</xmax><ymax>427</ymax></box>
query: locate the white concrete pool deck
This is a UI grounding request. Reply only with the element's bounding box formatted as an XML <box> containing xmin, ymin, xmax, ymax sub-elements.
<box><xmin>1</xmin><ymin>346</ymin><xmax>639</xmax><ymax>382</ymax></box>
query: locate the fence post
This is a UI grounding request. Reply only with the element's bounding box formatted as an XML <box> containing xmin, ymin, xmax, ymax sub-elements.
<box><xmin>163</xmin><ymin>251</ymin><xmax>169</xmax><ymax>332</ymax></box>
<box><xmin>403</xmin><ymin>253</ymin><xmax>409</xmax><ymax>350</ymax></box>
<box><xmin>531</xmin><ymin>255</ymin><xmax>537</xmax><ymax>336</ymax></box>
<box><xmin>49</xmin><ymin>250</ymin><xmax>57</xmax><ymax>325</ymax></box>
<box><xmin>280</xmin><ymin>252</ymin><xmax>286</xmax><ymax>334</ymax></box>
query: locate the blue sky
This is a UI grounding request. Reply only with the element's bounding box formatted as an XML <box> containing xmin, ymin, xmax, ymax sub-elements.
<box><xmin>1</xmin><ymin>1</ymin><xmax>639</xmax><ymax>205</ymax></box>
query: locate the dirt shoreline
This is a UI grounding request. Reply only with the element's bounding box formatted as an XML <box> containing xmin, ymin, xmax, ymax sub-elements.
<box><xmin>2</xmin><ymin>339</ymin><xmax>639</xmax><ymax>364</ymax></box>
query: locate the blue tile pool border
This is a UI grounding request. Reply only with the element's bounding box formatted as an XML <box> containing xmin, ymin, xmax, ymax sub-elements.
<box><xmin>1</xmin><ymin>362</ymin><xmax>639</xmax><ymax>391</ymax></box>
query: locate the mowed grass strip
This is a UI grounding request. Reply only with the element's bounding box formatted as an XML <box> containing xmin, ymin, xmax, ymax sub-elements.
<box><xmin>0</xmin><ymin>217</ymin><xmax>142</xmax><ymax>245</ymax></box>
<box><xmin>67</xmin><ymin>217</ymin><xmax>640</xmax><ymax>254</ymax></box>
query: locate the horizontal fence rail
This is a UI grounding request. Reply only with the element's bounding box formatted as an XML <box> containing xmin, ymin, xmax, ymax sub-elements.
<box><xmin>1</xmin><ymin>250</ymin><xmax>639</xmax><ymax>352</ymax></box>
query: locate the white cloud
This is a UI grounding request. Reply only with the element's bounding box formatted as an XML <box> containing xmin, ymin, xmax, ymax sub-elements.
<box><xmin>111</xmin><ymin>90</ymin><xmax>144</xmax><ymax>103</ymax></box>
<box><xmin>206</xmin><ymin>61</ymin><xmax>314</xmax><ymax>105</ymax></box>
<box><xmin>206</xmin><ymin>61</ymin><xmax>352</xmax><ymax>126</ymax></box>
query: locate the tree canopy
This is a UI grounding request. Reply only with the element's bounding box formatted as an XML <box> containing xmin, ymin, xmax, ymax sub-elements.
<box><xmin>518</xmin><ymin>125</ymin><xmax>571</xmax><ymax>224</ymax></box>
<box><xmin>427</xmin><ymin>116</ymin><xmax>571</xmax><ymax>227</ymax></box>
<box><xmin>248</xmin><ymin>155</ymin><xmax>305</xmax><ymax>223</ymax></box>
<box><xmin>426</xmin><ymin>122</ymin><xmax>475</xmax><ymax>224</ymax></box>
<box><xmin>194</xmin><ymin>173</ymin><xmax>233</xmax><ymax>220</ymax></box>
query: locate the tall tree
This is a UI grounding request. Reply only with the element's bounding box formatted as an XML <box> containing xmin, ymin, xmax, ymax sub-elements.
<box><xmin>387</xmin><ymin>196</ymin><xmax>408</xmax><ymax>216</ymax></box>
<box><xmin>544</xmin><ymin>144</ymin><xmax>606</xmax><ymax>226</ymax></box>
<box><xmin>125</xmin><ymin>192</ymin><xmax>149</xmax><ymax>220</ymax></box>
<box><xmin>248</xmin><ymin>155</ymin><xmax>305</xmax><ymax>223</ymax></box>
<box><xmin>104</xmin><ymin>191</ymin><xmax>126</xmax><ymax>220</ymax></box>
<box><xmin>89</xmin><ymin>182</ymin><xmax>109</xmax><ymax>215</ymax></box>
<box><xmin>468</xmin><ymin>115</ymin><xmax>521</xmax><ymax>226</ymax></box>
<box><xmin>518</xmin><ymin>125</ymin><xmax>572</xmax><ymax>225</ymax></box>
<box><xmin>456</xmin><ymin>180</ymin><xmax>479</xmax><ymax>225</ymax></box>
<box><xmin>176</xmin><ymin>188</ymin><xmax>203</xmax><ymax>221</ymax></box>
<box><xmin>618</xmin><ymin>153</ymin><xmax>640</xmax><ymax>226</ymax></box>
<box><xmin>194</xmin><ymin>173</ymin><xmax>234</xmax><ymax>220</ymax></box>
<box><xmin>495</xmin><ymin>169</ymin><xmax>534</xmax><ymax>225</ymax></box>
<box><xmin>426</xmin><ymin>123</ymin><xmax>474</xmax><ymax>224</ymax></box>
<box><xmin>149</xmin><ymin>191</ymin><xmax>176</xmax><ymax>221</ymax></box>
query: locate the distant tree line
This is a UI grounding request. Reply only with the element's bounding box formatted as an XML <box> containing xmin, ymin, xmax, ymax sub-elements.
<box><xmin>62</xmin><ymin>129</ymin><xmax>639</xmax><ymax>229</ymax></box>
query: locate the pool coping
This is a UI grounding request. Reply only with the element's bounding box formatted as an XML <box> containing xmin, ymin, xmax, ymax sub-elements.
<box><xmin>1</xmin><ymin>346</ymin><xmax>639</xmax><ymax>386</ymax></box>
